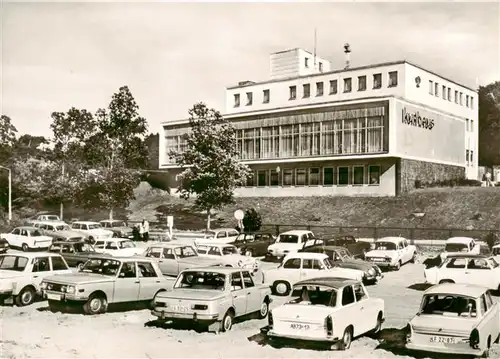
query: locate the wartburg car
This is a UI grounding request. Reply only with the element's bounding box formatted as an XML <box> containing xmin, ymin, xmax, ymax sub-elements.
<box><xmin>41</xmin><ymin>256</ymin><xmax>171</xmax><ymax>314</ymax></box>
<box><xmin>406</xmin><ymin>283</ymin><xmax>500</xmax><ymax>358</ymax></box>
<box><xmin>151</xmin><ymin>267</ymin><xmax>272</xmax><ymax>332</ymax></box>
<box><xmin>230</xmin><ymin>232</ymin><xmax>276</xmax><ymax>257</ymax></box>
<box><xmin>261</xmin><ymin>277</ymin><xmax>385</xmax><ymax>350</ymax></box>
<box><xmin>365</xmin><ymin>237</ymin><xmax>417</xmax><ymax>270</ymax></box>
<box><xmin>442</xmin><ymin>237</ymin><xmax>481</xmax><ymax>259</ymax></box>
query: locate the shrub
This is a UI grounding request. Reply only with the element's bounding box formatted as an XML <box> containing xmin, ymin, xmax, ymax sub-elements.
<box><xmin>144</xmin><ymin>172</ymin><xmax>171</xmax><ymax>192</ymax></box>
<box><xmin>242</xmin><ymin>207</ymin><xmax>262</xmax><ymax>232</ymax></box>
<box><xmin>483</xmin><ymin>232</ymin><xmax>499</xmax><ymax>251</ymax></box>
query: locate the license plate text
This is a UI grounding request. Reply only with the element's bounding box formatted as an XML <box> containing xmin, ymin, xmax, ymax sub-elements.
<box><xmin>172</xmin><ymin>305</ymin><xmax>189</xmax><ymax>312</ymax></box>
<box><xmin>290</xmin><ymin>323</ymin><xmax>310</xmax><ymax>330</ymax></box>
<box><xmin>429</xmin><ymin>336</ymin><xmax>456</xmax><ymax>344</ymax></box>
<box><xmin>47</xmin><ymin>293</ymin><xmax>61</xmax><ymax>301</ymax></box>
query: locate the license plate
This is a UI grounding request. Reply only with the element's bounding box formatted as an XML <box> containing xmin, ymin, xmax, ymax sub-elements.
<box><xmin>172</xmin><ymin>305</ymin><xmax>189</xmax><ymax>312</ymax></box>
<box><xmin>290</xmin><ymin>323</ymin><xmax>310</xmax><ymax>330</ymax></box>
<box><xmin>47</xmin><ymin>293</ymin><xmax>62</xmax><ymax>301</ymax></box>
<box><xmin>429</xmin><ymin>336</ymin><xmax>457</xmax><ymax>344</ymax></box>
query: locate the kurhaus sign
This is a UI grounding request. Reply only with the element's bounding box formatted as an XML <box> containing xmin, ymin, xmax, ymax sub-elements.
<box><xmin>401</xmin><ymin>107</ymin><xmax>435</xmax><ymax>130</ymax></box>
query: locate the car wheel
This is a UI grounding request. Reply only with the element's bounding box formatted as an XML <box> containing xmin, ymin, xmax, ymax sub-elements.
<box><xmin>21</xmin><ymin>243</ymin><xmax>29</xmax><ymax>252</ymax></box>
<box><xmin>338</xmin><ymin>326</ymin><xmax>353</xmax><ymax>350</ymax></box>
<box><xmin>15</xmin><ymin>286</ymin><xmax>36</xmax><ymax>307</ymax></box>
<box><xmin>221</xmin><ymin>310</ymin><xmax>234</xmax><ymax>332</ymax></box>
<box><xmin>439</xmin><ymin>279</ymin><xmax>455</xmax><ymax>284</ymax></box>
<box><xmin>258</xmin><ymin>300</ymin><xmax>269</xmax><ymax>319</ymax></box>
<box><xmin>272</xmin><ymin>281</ymin><xmax>291</xmax><ymax>296</ymax></box>
<box><xmin>245</xmin><ymin>249</ymin><xmax>253</xmax><ymax>257</ymax></box>
<box><xmin>76</xmin><ymin>262</ymin><xmax>84</xmax><ymax>271</ymax></box>
<box><xmin>83</xmin><ymin>294</ymin><xmax>107</xmax><ymax>315</ymax></box>
<box><xmin>481</xmin><ymin>336</ymin><xmax>491</xmax><ymax>358</ymax></box>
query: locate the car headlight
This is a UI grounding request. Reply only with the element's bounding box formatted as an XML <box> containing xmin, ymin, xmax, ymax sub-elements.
<box><xmin>237</xmin><ymin>260</ymin><xmax>243</xmax><ymax>267</ymax></box>
<box><xmin>40</xmin><ymin>282</ymin><xmax>47</xmax><ymax>290</ymax></box>
<box><xmin>368</xmin><ymin>268</ymin><xmax>376</xmax><ymax>276</ymax></box>
<box><xmin>66</xmin><ymin>285</ymin><xmax>76</xmax><ymax>294</ymax></box>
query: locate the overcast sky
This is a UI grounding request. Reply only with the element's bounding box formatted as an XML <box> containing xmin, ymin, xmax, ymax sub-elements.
<box><xmin>1</xmin><ymin>1</ymin><xmax>499</xmax><ymax>138</ymax></box>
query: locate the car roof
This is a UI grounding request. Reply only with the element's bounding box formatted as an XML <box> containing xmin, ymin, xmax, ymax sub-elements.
<box><xmin>295</xmin><ymin>277</ymin><xmax>359</xmax><ymax>289</ymax></box>
<box><xmin>179</xmin><ymin>266</ymin><xmax>249</xmax><ymax>274</ymax></box>
<box><xmin>196</xmin><ymin>242</ymin><xmax>235</xmax><ymax>247</ymax></box>
<box><xmin>51</xmin><ymin>240</ymin><xmax>86</xmax><ymax>244</ymax></box>
<box><xmin>285</xmin><ymin>252</ymin><xmax>328</xmax><ymax>259</ymax></box>
<box><xmin>281</xmin><ymin>230</ymin><xmax>312</xmax><ymax>235</ymax></box>
<box><xmin>424</xmin><ymin>283</ymin><xmax>487</xmax><ymax>298</ymax></box>
<box><xmin>0</xmin><ymin>251</ymin><xmax>62</xmax><ymax>259</ymax></box>
<box><xmin>445</xmin><ymin>253</ymin><xmax>489</xmax><ymax>259</ymax></box>
<box><xmin>81</xmin><ymin>255</ymin><xmax>152</xmax><ymax>262</ymax></box>
<box><xmin>375</xmin><ymin>237</ymin><xmax>406</xmax><ymax>243</ymax></box>
<box><xmin>147</xmin><ymin>242</ymin><xmax>195</xmax><ymax>248</ymax></box>
<box><xmin>208</xmin><ymin>228</ymin><xmax>237</xmax><ymax>232</ymax></box>
<box><xmin>72</xmin><ymin>221</ymin><xmax>99</xmax><ymax>224</ymax></box>
<box><xmin>15</xmin><ymin>226</ymin><xmax>41</xmax><ymax>231</ymax></box>
<box><xmin>34</xmin><ymin>221</ymin><xmax>67</xmax><ymax>225</ymax></box>
<box><xmin>321</xmin><ymin>245</ymin><xmax>349</xmax><ymax>251</ymax></box>
<box><xmin>446</xmin><ymin>237</ymin><xmax>474</xmax><ymax>243</ymax></box>
<box><xmin>100</xmin><ymin>219</ymin><xmax>125</xmax><ymax>223</ymax></box>
<box><xmin>96</xmin><ymin>238</ymin><xmax>131</xmax><ymax>242</ymax></box>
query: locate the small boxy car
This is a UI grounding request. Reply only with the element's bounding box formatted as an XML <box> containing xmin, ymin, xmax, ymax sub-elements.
<box><xmin>151</xmin><ymin>267</ymin><xmax>272</xmax><ymax>332</ymax></box>
<box><xmin>1</xmin><ymin>226</ymin><xmax>53</xmax><ymax>252</ymax></box>
<box><xmin>406</xmin><ymin>283</ymin><xmax>500</xmax><ymax>358</ymax></box>
<box><xmin>442</xmin><ymin>237</ymin><xmax>481</xmax><ymax>258</ymax></box>
<box><xmin>266</xmin><ymin>230</ymin><xmax>318</xmax><ymax>260</ymax></box>
<box><xmin>364</xmin><ymin>237</ymin><xmax>417</xmax><ymax>270</ymax></box>
<box><xmin>195</xmin><ymin>242</ymin><xmax>260</xmax><ymax>272</ymax></box>
<box><xmin>230</xmin><ymin>232</ymin><xmax>276</xmax><ymax>257</ymax></box>
<box><xmin>41</xmin><ymin>256</ymin><xmax>171</xmax><ymax>314</ymax></box>
<box><xmin>261</xmin><ymin>277</ymin><xmax>385</xmax><ymax>350</ymax></box>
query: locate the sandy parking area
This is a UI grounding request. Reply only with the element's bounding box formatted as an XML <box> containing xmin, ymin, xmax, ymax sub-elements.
<box><xmin>1</xmin><ymin>257</ymin><xmax>498</xmax><ymax>359</ymax></box>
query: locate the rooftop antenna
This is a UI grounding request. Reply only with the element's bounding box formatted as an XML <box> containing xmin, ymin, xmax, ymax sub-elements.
<box><xmin>313</xmin><ymin>28</ymin><xmax>317</xmax><ymax>70</ymax></box>
<box><xmin>344</xmin><ymin>43</ymin><xmax>351</xmax><ymax>69</ymax></box>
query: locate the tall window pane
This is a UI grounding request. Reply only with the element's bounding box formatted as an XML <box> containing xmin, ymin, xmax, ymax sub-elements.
<box><xmin>235</xmin><ymin>130</ymin><xmax>243</xmax><ymax>158</ymax></box>
<box><xmin>357</xmin><ymin>118</ymin><xmax>366</xmax><ymax>153</ymax></box>
<box><xmin>243</xmin><ymin>129</ymin><xmax>255</xmax><ymax>159</ymax></box>
<box><xmin>334</xmin><ymin>121</ymin><xmax>343</xmax><ymax>154</ymax></box>
<box><xmin>309</xmin><ymin>168</ymin><xmax>320</xmax><ymax>185</ymax></box>
<box><xmin>353</xmin><ymin>166</ymin><xmax>364</xmax><ymax>185</ymax></box>
<box><xmin>323</xmin><ymin>168</ymin><xmax>334</xmax><ymax>185</ymax></box>
<box><xmin>296</xmin><ymin>168</ymin><xmax>307</xmax><ymax>186</ymax></box>
<box><xmin>369</xmin><ymin>165</ymin><xmax>381</xmax><ymax>185</ymax></box>
<box><xmin>166</xmin><ymin>135</ymin><xmax>179</xmax><ymax>163</ymax></box>
<box><xmin>338</xmin><ymin>167</ymin><xmax>349</xmax><ymax>185</ymax></box>
<box><xmin>321</xmin><ymin>121</ymin><xmax>334</xmax><ymax>155</ymax></box>
<box><xmin>261</xmin><ymin>127</ymin><xmax>278</xmax><ymax>159</ymax></box>
<box><xmin>283</xmin><ymin>169</ymin><xmax>294</xmax><ymax>186</ymax></box>
<box><xmin>343</xmin><ymin>119</ymin><xmax>357</xmax><ymax>154</ymax></box>
<box><xmin>300</xmin><ymin>123</ymin><xmax>320</xmax><ymax>156</ymax></box>
<box><xmin>367</xmin><ymin>117</ymin><xmax>383</xmax><ymax>152</ymax></box>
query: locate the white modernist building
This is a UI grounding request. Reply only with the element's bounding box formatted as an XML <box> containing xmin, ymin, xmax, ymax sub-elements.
<box><xmin>160</xmin><ymin>48</ymin><xmax>478</xmax><ymax>197</ymax></box>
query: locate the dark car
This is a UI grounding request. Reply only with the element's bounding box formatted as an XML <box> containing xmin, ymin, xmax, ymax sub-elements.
<box><xmin>99</xmin><ymin>220</ymin><xmax>134</xmax><ymax>238</ymax></box>
<box><xmin>302</xmin><ymin>234</ymin><xmax>372</xmax><ymax>259</ymax></box>
<box><xmin>230</xmin><ymin>232</ymin><xmax>276</xmax><ymax>257</ymax></box>
<box><xmin>300</xmin><ymin>245</ymin><xmax>383</xmax><ymax>284</ymax></box>
<box><xmin>0</xmin><ymin>237</ymin><xmax>9</xmax><ymax>253</ymax></box>
<box><xmin>48</xmin><ymin>240</ymin><xmax>109</xmax><ymax>270</ymax></box>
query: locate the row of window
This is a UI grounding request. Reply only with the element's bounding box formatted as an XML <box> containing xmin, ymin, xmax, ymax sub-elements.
<box><xmin>465</xmin><ymin>118</ymin><xmax>475</xmax><ymax>132</ymax></box>
<box><xmin>245</xmin><ymin>165</ymin><xmax>382</xmax><ymax>187</ymax></box>
<box><xmin>429</xmin><ymin>80</ymin><xmax>474</xmax><ymax>109</ymax></box>
<box><xmin>466</xmin><ymin>149</ymin><xmax>475</xmax><ymax>167</ymax></box>
<box><xmin>233</xmin><ymin>71</ymin><xmax>399</xmax><ymax>107</ymax></box>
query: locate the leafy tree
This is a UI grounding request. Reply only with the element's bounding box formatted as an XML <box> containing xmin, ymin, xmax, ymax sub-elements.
<box><xmin>242</xmin><ymin>207</ymin><xmax>262</xmax><ymax>232</ymax></box>
<box><xmin>80</xmin><ymin>86</ymin><xmax>148</xmax><ymax>219</ymax></box>
<box><xmin>170</xmin><ymin>103</ymin><xmax>251</xmax><ymax>230</ymax></box>
<box><xmin>478</xmin><ymin>81</ymin><xmax>500</xmax><ymax>166</ymax></box>
<box><xmin>0</xmin><ymin>115</ymin><xmax>18</xmax><ymax>163</ymax></box>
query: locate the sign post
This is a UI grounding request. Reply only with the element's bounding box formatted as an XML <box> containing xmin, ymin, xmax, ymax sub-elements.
<box><xmin>234</xmin><ymin>210</ymin><xmax>244</xmax><ymax>232</ymax></box>
<box><xmin>167</xmin><ymin>216</ymin><xmax>174</xmax><ymax>240</ymax></box>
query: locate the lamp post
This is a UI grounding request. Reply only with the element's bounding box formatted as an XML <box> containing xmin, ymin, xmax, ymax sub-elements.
<box><xmin>0</xmin><ymin>165</ymin><xmax>12</xmax><ymax>222</ymax></box>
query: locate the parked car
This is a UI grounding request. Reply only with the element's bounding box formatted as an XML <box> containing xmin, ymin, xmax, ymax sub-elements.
<box><xmin>93</xmin><ymin>238</ymin><xmax>144</xmax><ymax>257</ymax></box>
<box><xmin>364</xmin><ymin>237</ymin><xmax>417</xmax><ymax>270</ymax></box>
<box><xmin>143</xmin><ymin>242</ymin><xmax>222</xmax><ymax>277</ymax></box>
<box><xmin>34</xmin><ymin>221</ymin><xmax>86</xmax><ymax>242</ymax></box>
<box><xmin>492</xmin><ymin>244</ymin><xmax>500</xmax><ymax>262</ymax></box>
<box><xmin>0</xmin><ymin>252</ymin><xmax>72</xmax><ymax>306</ymax></box>
<box><xmin>230</xmin><ymin>232</ymin><xmax>276</xmax><ymax>257</ymax></box>
<box><xmin>266</xmin><ymin>230</ymin><xmax>319</xmax><ymax>260</ymax></box>
<box><xmin>261</xmin><ymin>277</ymin><xmax>385</xmax><ymax>350</ymax></box>
<box><xmin>1</xmin><ymin>226</ymin><xmax>53</xmax><ymax>252</ymax></box>
<box><xmin>424</xmin><ymin>254</ymin><xmax>500</xmax><ymax>291</ymax></box>
<box><xmin>303</xmin><ymin>235</ymin><xmax>372</xmax><ymax>259</ymax></box>
<box><xmin>48</xmin><ymin>240</ymin><xmax>108</xmax><ymax>270</ymax></box>
<box><xmin>262</xmin><ymin>252</ymin><xmax>365</xmax><ymax>296</ymax></box>
<box><xmin>41</xmin><ymin>256</ymin><xmax>171</xmax><ymax>314</ymax></box>
<box><xmin>442</xmin><ymin>237</ymin><xmax>481</xmax><ymax>259</ymax></box>
<box><xmin>99</xmin><ymin>220</ymin><xmax>134</xmax><ymax>239</ymax></box>
<box><xmin>70</xmin><ymin>221</ymin><xmax>113</xmax><ymax>243</ymax></box>
<box><xmin>0</xmin><ymin>237</ymin><xmax>9</xmax><ymax>253</ymax></box>
<box><xmin>151</xmin><ymin>267</ymin><xmax>272</xmax><ymax>332</ymax></box>
<box><xmin>25</xmin><ymin>213</ymin><xmax>63</xmax><ymax>226</ymax></box>
<box><xmin>194</xmin><ymin>228</ymin><xmax>240</xmax><ymax>245</ymax></box>
<box><xmin>405</xmin><ymin>283</ymin><xmax>500</xmax><ymax>358</ymax></box>
<box><xmin>300</xmin><ymin>245</ymin><xmax>383</xmax><ymax>284</ymax></box>
<box><xmin>195</xmin><ymin>242</ymin><xmax>260</xmax><ymax>273</ymax></box>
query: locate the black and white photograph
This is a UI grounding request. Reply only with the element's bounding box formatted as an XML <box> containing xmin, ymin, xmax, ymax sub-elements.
<box><xmin>0</xmin><ymin>1</ymin><xmax>499</xmax><ymax>358</ymax></box>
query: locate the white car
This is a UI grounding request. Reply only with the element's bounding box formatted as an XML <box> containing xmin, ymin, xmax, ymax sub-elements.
<box><xmin>491</xmin><ymin>244</ymin><xmax>500</xmax><ymax>259</ymax></box>
<box><xmin>262</xmin><ymin>252</ymin><xmax>365</xmax><ymax>296</ymax></box>
<box><xmin>406</xmin><ymin>283</ymin><xmax>500</xmax><ymax>358</ymax></box>
<box><xmin>1</xmin><ymin>226</ymin><xmax>53</xmax><ymax>252</ymax></box>
<box><xmin>0</xmin><ymin>252</ymin><xmax>72</xmax><ymax>306</ymax></box>
<box><xmin>195</xmin><ymin>242</ymin><xmax>259</xmax><ymax>272</ymax></box>
<box><xmin>71</xmin><ymin>221</ymin><xmax>113</xmax><ymax>242</ymax></box>
<box><xmin>262</xmin><ymin>277</ymin><xmax>385</xmax><ymax>350</ymax></box>
<box><xmin>194</xmin><ymin>228</ymin><xmax>240</xmax><ymax>245</ymax></box>
<box><xmin>266</xmin><ymin>230</ymin><xmax>319</xmax><ymax>260</ymax></box>
<box><xmin>94</xmin><ymin>238</ymin><xmax>144</xmax><ymax>257</ymax></box>
<box><xmin>424</xmin><ymin>254</ymin><xmax>500</xmax><ymax>291</ymax></box>
<box><xmin>365</xmin><ymin>237</ymin><xmax>417</xmax><ymax>270</ymax></box>
<box><xmin>442</xmin><ymin>237</ymin><xmax>481</xmax><ymax>259</ymax></box>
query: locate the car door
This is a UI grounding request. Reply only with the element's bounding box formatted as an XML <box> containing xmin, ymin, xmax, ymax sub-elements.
<box><xmin>159</xmin><ymin>248</ymin><xmax>178</xmax><ymax>276</ymax></box>
<box><xmin>300</xmin><ymin>258</ymin><xmax>328</xmax><ymax>280</ymax></box>
<box><xmin>352</xmin><ymin>282</ymin><xmax>374</xmax><ymax>334</ymax></box>
<box><xmin>114</xmin><ymin>261</ymin><xmax>140</xmax><ymax>303</ymax></box>
<box><xmin>439</xmin><ymin>257</ymin><xmax>467</xmax><ymax>283</ymax></box>
<box><xmin>401</xmin><ymin>240</ymin><xmax>410</xmax><ymax>263</ymax></box>
<box><xmin>242</xmin><ymin>270</ymin><xmax>260</xmax><ymax>314</ymax></box>
<box><xmin>464</xmin><ymin>258</ymin><xmax>496</xmax><ymax>289</ymax></box>
<box><xmin>230</xmin><ymin>271</ymin><xmax>247</xmax><ymax>316</ymax></box>
<box><xmin>281</xmin><ymin>258</ymin><xmax>302</xmax><ymax>284</ymax></box>
<box><xmin>7</xmin><ymin>228</ymin><xmax>21</xmax><ymax>246</ymax></box>
<box><xmin>137</xmin><ymin>261</ymin><xmax>163</xmax><ymax>300</ymax></box>
<box><xmin>216</xmin><ymin>231</ymin><xmax>228</xmax><ymax>243</ymax></box>
<box><xmin>50</xmin><ymin>255</ymin><xmax>71</xmax><ymax>275</ymax></box>
<box><xmin>30</xmin><ymin>256</ymin><xmax>51</xmax><ymax>287</ymax></box>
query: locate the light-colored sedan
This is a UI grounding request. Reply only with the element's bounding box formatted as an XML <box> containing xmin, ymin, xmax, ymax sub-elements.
<box><xmin>195</xmin><ymin>242</ymin><xmax>260</xmax><ymax>273</ymax></box>
<box><xmin>1</xmin><ymin>226</ymin><xmax>53</xmax><ymax>251</ymax></box>
<box><xmin>152</xmin><ymin>267</ymin><xmax>272</xmax><ymax>332</ymax></box>
<box><xmin>406</xmin><ymin>283</ymin><xmax>500</xmax><ymax>358</ymax></box>
<box><xmin>194</xmin><ymin>228</ymin><xmax>240</xmax><ymax>245</ymax></box>
<box><xmin>41</xmin><ymin>256</ymin><xmax>171</xmax><ymax>314</ymax></box>
<box><xmin>94</xmin><ymin>238</ymin><xmax>144</xmax><ymax>257</ymax></box>
<box><xmin>261</xmin><ymin>277</ymin><xmax>385</xmax><ymax>350</ymax></box>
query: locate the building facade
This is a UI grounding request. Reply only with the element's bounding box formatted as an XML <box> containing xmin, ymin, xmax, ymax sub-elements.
<box><xmin>159</xmin><ymin>48</ymin><xmax>479</xmax><ymax>197</ymax></box>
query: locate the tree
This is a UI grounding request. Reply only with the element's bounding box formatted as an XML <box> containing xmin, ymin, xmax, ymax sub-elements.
<box><xmin>478</xmin><ymin>81</ymin><xmax>500</xmax><ymax>166</ymax></box>
<box><xmin>242</xmin><ymin>207</ymin><xmax>262</xmax><ymax>232</ymax></box>
<box><xmin>0</xmin><ymin>115</ymin><xmax>18</xmax><ymax>163</ymax></box>
<box><xmin>80</xmin><ymin>86</ymin><xmax>148</xmax><ymax>219</ymax></box>
<box><xmin>170</xmin><ymin>103</ymin><xmax>251</xmax><ymax>230</ymax></box>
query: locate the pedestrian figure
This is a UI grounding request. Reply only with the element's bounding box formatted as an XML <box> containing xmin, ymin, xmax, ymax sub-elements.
<box><xmin>485</xmin><ymin>171</ymin><xmax>493</xmax><ymax>187</ymax></box>
<box><xmin>142</xmin><ymin>218</ymin><xmax>149</xmax><ymax>242</ymax></box>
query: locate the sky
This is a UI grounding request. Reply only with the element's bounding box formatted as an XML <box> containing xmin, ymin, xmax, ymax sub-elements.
<box><xmin>1</xmin><ymin>1</ymin><xmax>499</xmax><ymax>138</ymax></box>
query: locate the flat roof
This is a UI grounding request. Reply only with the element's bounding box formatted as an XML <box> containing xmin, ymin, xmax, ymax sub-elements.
<box><xmin>446</xmin><ymin>237</ymin><xmax>474</xmax><ymax>243</ymax></box>
<box><xmin>424</xmin><ymin>283</ymin><xmax>487</xmax><ymax>298</ymax></box>
<box><xmin>280</xmin><ymin>230</ymin><xmax>313</xmax><ymax>235</ymax></box>
<box><xmin>295</xmin><ymin>277</ymin><xmax>359</xmax><ymax>289</ymax></box>
<box><xmin>375</xmin><ymin>236</ymin><xmax>407</xmax><ymax>243</ymax></box>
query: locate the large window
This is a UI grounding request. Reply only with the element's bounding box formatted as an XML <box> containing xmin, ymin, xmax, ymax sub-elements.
<box><xmin>283</xmin><ymin>169</ymin><xmax>294</xmax><ymax>186</ymax></box>
<box><xmin>246</xmin><ymin>172</ymin><xmax>255</xmax><ymax>187</ymax></box>
<box><xmin>257</xmin><ymin>170</ymin><xmax>267</xmax><ymax>187</ymax></box>
<box><xmin>281</xmin><ymin>125</ymin><xmax>299</xmax><ymax>157</ymax></box>
<box><xmin>343</xmin><ymin>119</ymin><xmax>357</xmax><ymax>154</ymax></box>
<box><xmin>369</xmin><ymin>165</ymin><xmax>380</xmax><ymax>185</ymax></box>
<box><xmin>270</xmin><ymin>169</ymin><xmax>279</xmax><ymax>186</ymax></box>
<box><xmin>343</xmin><ymin>78</ymin><xmax>352</xmax><ymax>93</ymax></box>
<box><xmin>300</xmin><ymin>123</ymin><xmax>320</xmax><ymax>156</ymax></box>
<box><xmin>367</xmin><ymin>117</ymin><xmax>383</xmax><ymax>153</ymax></box>
<box><xmin>309</xmin><ymin>168</ymin><xmax>320</xmax><ymax>185</ymax></box>
<box><xmin>353</xmin><ymin>166</ymin><xmax>364</xmax><ymax>185</ymax></box>
<box><xmin>261</xmin><ymin>126</ymin><xmax>279</xmax><ymax>159</ymax></box>
<box><xmin>323</xmin><ymin>168</ymin><xmax>334</xmax><ymax>185</ymax></box>
<box><xmin>321</xmin><ymin>121</ymin><xmax>335</xmax><ymax>155</ymax></box>
<box><xmin>338</xmin><ymin>167</ymin><xmax>349</xmax><ymax>185</ymax></box>
<box><xmin>296</xmin><ymin>168</ymin><xmax>307</xmax><ymax>186</ymax></box>
<box><xmin>165</xmin><ymin>136</ymin><xmax>179</xmax><ymax>163</ymax></box>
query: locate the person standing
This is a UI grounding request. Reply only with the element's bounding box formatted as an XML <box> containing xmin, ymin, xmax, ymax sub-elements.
<box><xmin>485</xmin><ymin>171</ymin><xmax>493</xmax><ymax>187</ymax></box>
<box><xmin>142</xmin><ymin>218</ymin><xmax>150</xmax><ymax>242</ymax></box>
<box><xmin>139</xmin><ymin>221</ymin><xmax>145</xmax><ymax>242</ymax></box>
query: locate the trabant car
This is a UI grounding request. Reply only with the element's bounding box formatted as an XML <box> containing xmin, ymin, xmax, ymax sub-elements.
<box><xmin>261</xmin><ymin>277</ymin><xmax>385</xmax><ymax>350</ymax></box>
<box><xmin>1</xmin><ymin>226</ymin><xmax>53</xmax><ymax>252</ymax></box>
<box><xmin>364</xmin><ymin>237</ymin><xmax>417</xmax><ymax>270</ymax></box>
<box><xmin>143</xmin><ymin>242</ymin><xmax>223</xmax><ymax>277</ymax></box>
<box><xmin>41</xmin><ymin>256</ymin><xmax>171</xmax><ymax>314</ymax></box>
<box><xmin>151</xmin><ymin>267</ymin><xmax>272</xmax><ymax>332</ymax></box>
<box><xmin>302</xmin><ymin>235</ymin><xmax>372</xmax><ymax>259</ymax></box>
<box><xmin>266</xmin><ymin>230</ymin><xmax>318</xmax><ymax>260</ymax></box>
<box><xmin>262</xmin><ymin>252</ymin><xmax>365</xmax><ymax>296</ymax></box>
<box><xmin>94</xmin><ymin>238</ymin><xmax>144</xmax><ymax>257</ymax></box>
<box><xmin>406</xmin><ymin>283</ymin><xmax>500</xmax><ymax>358</ymax></box>
<box><xmin>0</xmin><ymin>252</ymin><xmax>72</xmax><ymax>306</ymax></box>
<box><xmin>195</xmin><ymin>242</ymin><xmax>259</xmax><ymax>272</ymax></box>
<box><xmin>442</xmin><ymin>237</ymin><xmax>481</xmax><ymax>259</ymax></box>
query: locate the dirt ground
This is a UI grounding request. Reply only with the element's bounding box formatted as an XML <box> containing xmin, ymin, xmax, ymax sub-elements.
<box><xmin>1</xmin><ymin>256</ymin><xmax>498</xmax><ymax>359</ymax></box>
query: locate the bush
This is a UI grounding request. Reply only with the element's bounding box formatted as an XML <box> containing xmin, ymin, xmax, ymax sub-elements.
<box><xmin>144</xmin><ymin>172</ymin><xmax>171</xmax><ymax>192</ymax></box>
<box><xmin>483</xmin><ymin>232</ymin><xmax>499</xmax><ymax>251</ymax></box>
<box><xmin>423</xmin><ymin>178</ymin><xmax>482</xmax><ymax>188</ymax></box>
<box><xmin>242</xmin><ymin>207</ymin><xmax>262</xmax><ymax>232</ymax></box>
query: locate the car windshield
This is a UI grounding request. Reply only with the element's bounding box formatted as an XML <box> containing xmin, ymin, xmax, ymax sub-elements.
<box><xmin>46</xmin><ymin>215</ymin><xmax>59</xmax><ymax>220</ymax></box>
<box><xmin>278</xmin><ymin>234</ymin><xmax>299</xmax><ymax>244</ymax></box>
<box><xmin>88</xmin><ymin>224</ymin><xmax>101</xmax><ymax>230</ymax></box>
<box><xmin>174</xmin><ymin>271</ymin><xmax>226</xmax><ymax>291</ymax></box>
<box><xmin>375</xmin><ymin>241</ymin><xmax>397</xmax><ymax>250</ymax></box>
<box><xmin>111</xmin><ymin>221</ymin><xmax>125</xmax><ymax>227</ymax></box>
<box><xmin>332</xmin><ymin>250</ymin><xmax>350</xmax><ymax>261</ymax></box>
<box><xmin>288</xmin><ymin>285</ymin><xmax>337</xmax><ymax>306</ymax></box>
<box><xmin>488</xmin><ymin>258</ymin><xmax>499</xmax><ymax>268</ymax></box>
<box><xmin>80</xmin><ymin>258</ymin><xmax>121</xmax><ymax>276</ymax></box>
<box><xmin>221</xmin><ymin>246</ymin><xmax>238</xmax><ymax>255</ymax></box>
<box><xmin>118</xmin><ymin>240</ymin><xmax>135</xmax><ymax>249</ymax></box>
<box><xmin>75</xmin><ymin>243</ymin><xmax>94</xmax><ymax>252</ymax></box>
<box><xmin>0</xmin><ymin>255</ymin><xmax>29</xmax><ymax>271</ymax></box>
<box><xmin>445</xmin><ymin>243</ymin><xmax>469</xmax><ymax>252</ymax></box>
<box><xmin>493</xmin><ymin>248</ymin><xmax>500</xmax><ymax>256</ymax></box>
<box><xmin>175</xmin><ymin>246</ymin><xmax>197</xmax><ymax>258</ymax></box>
<box><xmin>204</xmin><ymin>231</ymin><xmax>216</xmax><ymax>238</ymax></box>
<box><xmin>55</xmin><ymin>225</ymin><xmax>71</xmax><ymax>231</ymax></box>
<box><xmin>420</xmin><ymin>294</ymin><xmax>477</xmax><ymax>318</ymax></box>
<box><xmin>235</xmin><ymin>234</ymin><xmax>252</xmax><ymax>242</ymax></box>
